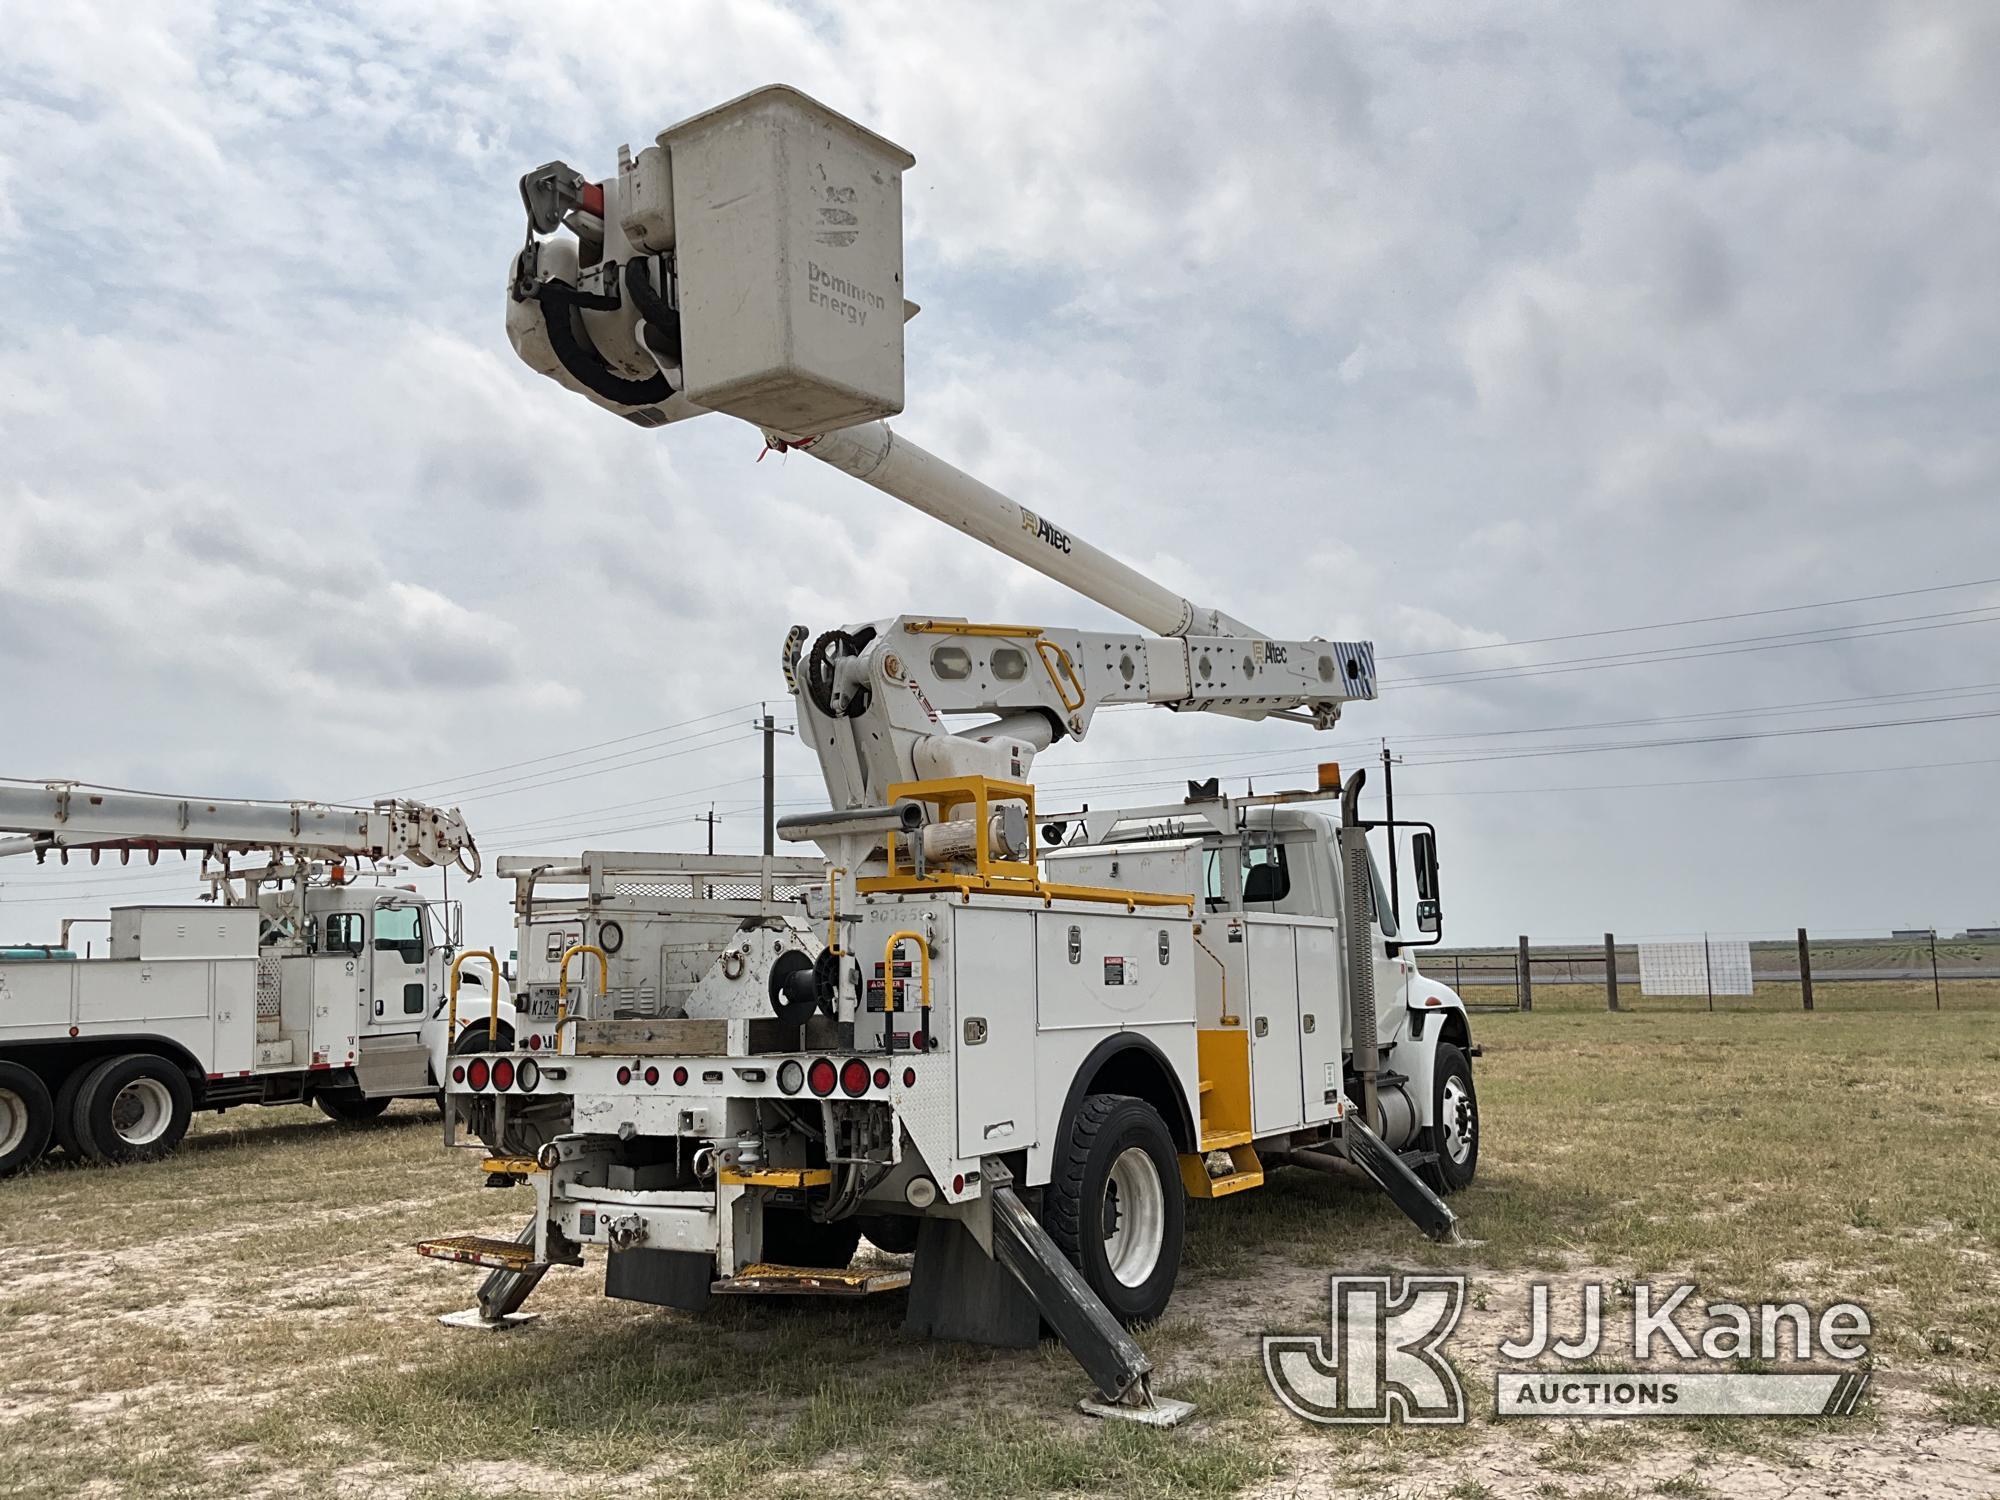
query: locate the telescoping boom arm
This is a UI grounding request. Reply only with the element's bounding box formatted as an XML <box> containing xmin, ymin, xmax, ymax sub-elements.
<box><xmin>0</xmin><ymin>780</ymin><xmax>480</xmax><ymax>876</ymax></box>
<box><xmin>504</xmin><ymin>86</ymin><xmax>1376</xmax><ymax>804</ymax></box>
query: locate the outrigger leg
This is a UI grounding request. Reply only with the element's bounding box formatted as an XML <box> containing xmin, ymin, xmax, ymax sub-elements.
<box><xmin>984</xmin><ymin>1167</ymin><xmax>1195</xmax><ymax>1428</ymax></box>
<box><xmin>1342</xmin><ymin>1117</ymin><xmax>1460</xmax><ymax>1244</ymax></box>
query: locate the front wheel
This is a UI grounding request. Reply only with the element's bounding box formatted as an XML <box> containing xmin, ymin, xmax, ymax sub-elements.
<box><xmin>1043</xmin><ymin>1093</ymin><xmax>1185</xmax><ymax>1326</ymax></box>
<box><xmin>317</xmin><ymin>1093</ymin><xmax>393</xmax><ymax>1124</ymax></box>
<box><xmin>1422</xmin><ymin>1043</ymin><xmax>1479</xmax><ymax>1194</ymax></box>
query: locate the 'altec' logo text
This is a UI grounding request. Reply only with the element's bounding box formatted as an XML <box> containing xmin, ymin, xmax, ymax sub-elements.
<box><xmin>1019</xmin><ymin>507</ymin><xmax>1073</xmax><ymax>554</ymax></box>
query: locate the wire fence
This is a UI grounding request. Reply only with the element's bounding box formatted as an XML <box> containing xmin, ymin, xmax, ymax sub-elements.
<box><xmin>1429</xmin><ymin>930</ymin><xmax>2000</xmax><ymax>1013</ymax></box>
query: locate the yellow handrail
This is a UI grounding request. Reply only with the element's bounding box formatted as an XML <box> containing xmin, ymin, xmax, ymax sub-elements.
<box><xmin>826</xmin><ymin>867</ymin><xmax>847</xmax><ymax>955</ymax></box>
<box><xmin>448</xmin><ymin>948</ymin><xmax>500</xmax><ymax>1041</ymax></box>
<box><xmin>1036</xmin><ymin>639</ymin><xmax>1085</xmax><ymax>711</ymax></box>
<box><xmin>881</xmin><ymin>930</ymin><xmax>932</xmax><ymax>1032</ymax></box>
<box><xmin>557</xmin><ymin>943</ymin><xmax>608</xmax><ymax>1038</ymax></box>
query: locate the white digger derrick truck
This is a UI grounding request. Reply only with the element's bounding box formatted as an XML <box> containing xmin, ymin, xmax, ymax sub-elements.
<box><xmin>0</xmin><ymin>780</ymin><xmax>505</xmax><ymax>1175</ymax></box>
<box><xmin>429</xmin><ymin>86</ymin><xmax>1479</xmax><ymax>1421</ymax></box>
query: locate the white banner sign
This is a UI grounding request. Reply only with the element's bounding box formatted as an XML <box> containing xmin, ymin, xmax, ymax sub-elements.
<box><xmin>1638</xmin><ymin>939</ymin><xmax>1754</xmax><ymax>996</ymax></box>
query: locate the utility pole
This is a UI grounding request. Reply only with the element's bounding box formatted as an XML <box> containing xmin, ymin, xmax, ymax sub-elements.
<box><xmin>1381</xmin><ymin>740</ymin><xmax>1402</xmax><ymax>926</ymax></box>
<box><xmin>751</xmin><ymin>706</ymin><xmax>796</xmax><ymax>857</ymax></box>
<box><xmin>695</xmin><ymin>805</ymin><xmax>721</xmax><ymax>855</ymax></box>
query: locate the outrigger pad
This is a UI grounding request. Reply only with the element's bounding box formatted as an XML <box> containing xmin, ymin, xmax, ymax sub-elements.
<box><xmin>904</xmin><ymin>1216</ymin><xmax>1040</xmax><ymax>1349</ymax></box>
<box><xmin>606</xmin><ymin>1246</ymin><xmax>714</xmax><ymax>1312</ymax></box>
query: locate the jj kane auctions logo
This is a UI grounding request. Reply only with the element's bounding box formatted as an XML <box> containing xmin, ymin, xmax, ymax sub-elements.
<box><xmin>1264</xmin><ymin>1277</ymin><xmax>1872</xmax><ymax>1424</ymax></box>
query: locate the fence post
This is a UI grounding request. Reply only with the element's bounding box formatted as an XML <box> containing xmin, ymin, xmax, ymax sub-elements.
<box><xmin>1703</xmin><ymin>933</ymin><xmax>1714</xmax><ymax>1012</ymax></box>
<box><xmin>1798</xmin><ymin>927</ymin><xmax>1814</xmax><ymax>1011</ymax></box>
<box><xmin>1931</xmin><ymin>929</ymin><xmax>1942</xmax><ymax>1010</ymax></box>
<box><xmin>1518</xmin><ymin>935</ymin><xmax>1533</xmax><ymax>1012</ymax></box>
<box><xmin>1604</xmin><ymin>932</ymin><xmax>1620</xmax><ymax>1011</ymax></box>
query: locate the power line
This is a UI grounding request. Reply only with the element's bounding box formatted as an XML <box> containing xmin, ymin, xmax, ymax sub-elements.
<box><xmin>1383</xmin><ymin>607</ymin><xmax>2000</xmax><ymax>690</ymax></box>
<box><xmin>439</xmin><ymin>730</ymin><xmax>761</xmax><ymax>804</ymax></box>
<box><xmin>1393</xmin><ymin>755</ymin><xmax>2000</xmax><ymax>798</ymax></box>
<box><xmin>1382</xmin><ymin>574</ymin><xmax>2000</xmax><ymax>661</ymax></box>
<box><xmin>1402</xmin><ymin>706</ymin><xmax>2000</xmax><ymax>767</ymax></box>
<box><xmin>478</xmin><ymin>776</ymin><xmax>766</xmax><ymax>840</ymax></box>
<box><xmin>370</xmin><ymin>702</ymin><xmax>760</xmax><ymax>798</ymax></box>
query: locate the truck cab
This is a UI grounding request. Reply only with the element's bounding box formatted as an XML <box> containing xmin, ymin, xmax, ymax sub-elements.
<box><xmin>1045</xmin><ymin>804</ymin><xmax>1474</xmax><ymax>1182</ymax></box>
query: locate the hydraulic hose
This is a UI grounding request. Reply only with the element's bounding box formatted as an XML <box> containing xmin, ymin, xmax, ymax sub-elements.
<box><xmin>623</xmin><ymin>258</ymin><xmax>683</xmax><ymax>364</ymax></box>
<box><xmin>536</xmin><ymin>278</ymin><xmax>672</xmax><ymax>407</ymax></box>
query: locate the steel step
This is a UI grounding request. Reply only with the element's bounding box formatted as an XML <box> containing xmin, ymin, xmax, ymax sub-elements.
<box><xmin>1180</xmin><ymin>1143</ymin><xmax>1264</xmax><ymax>1199</ymax></box>
<box><xmin>416</xmin><ymin>1235</ymin><xmax>543</xmax><ymax>1272</ymax></box>
<box><xmin>712</xmin><ymin>1262</ymin><xmax>912</xmax><ymax>1296</ymax></box>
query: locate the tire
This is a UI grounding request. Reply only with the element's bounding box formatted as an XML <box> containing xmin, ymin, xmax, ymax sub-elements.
<box><xmin>1422</xmin><ymin>1043</ymin><xmax>1479</xmax><ymax>1194</ymax></box>
<box><xmin>74</xmin><ymin>1053</ymin><xmax>194</xmax><ymax>1164</ymax></box>
<box><xmin>760</xmin><ymin>1208</ymin><xmax>863</xmax><ymax>1269</ymax></box>
<box><xmin>317</xmin><ymin>1093</ymin><xmax>393</xmax><ymax>1124</ymax></box>
<box><xmin>1043</xmin><ymin>1093</ymin><xmax>1185</xmax><ymax>1326</ymax></box>
<box><xmin>856</xmin><ymin>1213</ymin><xmax>920</xmax><ymax>1256</ymax></box>
<box><xmin>0</xmin><ymin>1061</ymin><xmax>55</xmax><ymax>1177</ymax></box>
<box><xmin>51</xmin><ymin>1064</ymin><xmax>92</xmax><ymax>1159</ymax></box>
<box><xmin>452</xmin><ymin>1021</ymin><xmax>513</xmax><ymax>1054</ymax></box>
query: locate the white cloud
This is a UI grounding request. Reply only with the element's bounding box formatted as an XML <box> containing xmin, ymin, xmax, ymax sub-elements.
<box><xmin>2</xmin><ymin>2</ymin><xmax>1996</xmax><ymax>944</ymax></box>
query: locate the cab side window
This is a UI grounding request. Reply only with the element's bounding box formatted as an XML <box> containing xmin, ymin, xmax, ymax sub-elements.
<box><xmin>1241</xmin><ymin>842</ymin><xmax>1290</xmax><ymax>904</ymax></box>
<box><xmin>374</xmin><ymin>906</ymin><xmax>424</xmax><ymax>965</ymax></box>
<box><xmin>322</xmin><ymin>913</ymin><xmax>365</xmax><ymax>956</ymax></box>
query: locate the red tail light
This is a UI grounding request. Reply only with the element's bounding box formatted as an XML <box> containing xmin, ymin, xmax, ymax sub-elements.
<box><xmin>872</xmin><ymin>1068</ymin><xmax>890</xmax><ymax>1089</ymax></box>
<box><xmin>807</xmin><ymin>1058</ymin><xmax>837</xmax><ymax>1096</ymax></box>
<box><xmin>493</xmin><ymin>1059</ymin><xmax>515</xmax><ymax>1091</ymax></box>
<box><xmin>644</xmin><ymin>1066</ymin><xmax>661</xmax><ymax>1086</ymax></box>
<box><xmin>902</xmin><ymin>1067</ymin><xmax>916</xmax><ymax>1088</ymax></box>
<box><xmin>840</xmin><ymin>1058</ymin><xmax>870</xmax><ymax>1097</ymax></box>
<box><xmin>451</xmin><ymin>1063</ymin><xmax>466</xmax><ymax>1084</ymax></box>
<box><xmin>467</xmin><ymin>1058</ymin><xmax>490</xmax><ymax>1090</ymax></box>
<box><xmin>617</xmin><ymin>1065</ymin><xmax>632</xmax><ymax>1085</ymax></box>
<box><xmin>672</xmin><ymin>1066</ymin><xmax>689</xmax><ymax>1086</ymax></box>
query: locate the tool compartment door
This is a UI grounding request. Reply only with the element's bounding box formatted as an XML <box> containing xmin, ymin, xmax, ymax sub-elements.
<box><xmin>952</xmin><ymin>906</ymin><xmax>1035</xmax><ymax>1159</ymax></box>
<box><xmin>1294</xmin><ymin>922</ymin><xmax>1343</xmax><ymax>1125</ymax></box>
<box><xmin>1245</xmin><ymin>919</ymin><xmax>1304</xmax><ymax>1135</ymax></box>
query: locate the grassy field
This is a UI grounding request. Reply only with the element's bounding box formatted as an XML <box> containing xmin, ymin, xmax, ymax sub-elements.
<box><xmin>3</xmin><ymin>996</ymin><xmax>1998</xmax><ymax>1498</ymax></box>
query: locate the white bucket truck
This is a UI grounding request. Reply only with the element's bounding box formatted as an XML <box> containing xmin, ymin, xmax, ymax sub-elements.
<box><xmin>0</xmin><ymin>781</ymin><xmax>507</xmax><ymax>1174</ymax></box>
<box><xmin>428</xmin><ymin>87</ymin><xmax>1478</xmax><ymax>1423</ymax></box>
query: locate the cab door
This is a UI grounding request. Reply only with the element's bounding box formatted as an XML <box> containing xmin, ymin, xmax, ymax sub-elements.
<box><xmin>1365</xmin><ymin>835</ymin><xmax>1410</xmax><ymax>1027</ymax></box>
<box><xmin>367</xmin><ymin>903</ymin><xmax>430</xmax><ymax>1035</ymax></box>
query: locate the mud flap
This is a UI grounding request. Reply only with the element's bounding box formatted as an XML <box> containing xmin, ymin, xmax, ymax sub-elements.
<box><xmin>1342</xmin><ymin>1116</ymin><xmax>1459</xmax><ymax>1243</ymax></box>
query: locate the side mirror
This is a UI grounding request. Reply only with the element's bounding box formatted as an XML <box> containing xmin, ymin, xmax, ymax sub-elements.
<box><xmin>1412</xmin><ymin>831</ymin><xmax>1441</xmax><ymax>935</ymax></box>
<box><xmin>1413</xmin><ymin>831</ymin><xmax>1437</xmax><ymax>900</ymax></box>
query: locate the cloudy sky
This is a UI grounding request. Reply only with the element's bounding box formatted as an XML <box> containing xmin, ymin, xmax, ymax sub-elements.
<box><xmin>3</xmin><ymin>1</ymin><xmax>1997</xmax><ymax>950</ymax></box>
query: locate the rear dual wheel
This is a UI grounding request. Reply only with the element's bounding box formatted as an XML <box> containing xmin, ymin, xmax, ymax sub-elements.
<box><xmin>68</xmin><ymin>1054</ymin><xmax>194</xmax><ymax>1165</ymax></box>
<box><xmin>0</xmin><ymin>1062</ymin><xmax>55</xmax><ymax>1177</ymax></box>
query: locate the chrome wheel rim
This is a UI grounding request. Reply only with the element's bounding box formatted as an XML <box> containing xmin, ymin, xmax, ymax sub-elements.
<box><xmin>0</xmin><ymin>1089</ymin><xmax>26</xmax><ymax>1157</ymax></box>
<box><xmin>1102</xmin><ymin>1147</ymin><xmax>1166</xmax><ymax>1288</ymax></box>
<box><xmin>110</xmin><ymin>1078</ymin><xmax>173</xmax><ymax>1147</ymax></box>
<box><xmin>1441</xmin><ymin>1075</ymin><xmax>1475</xmax><ymax>1165</ymax></box>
